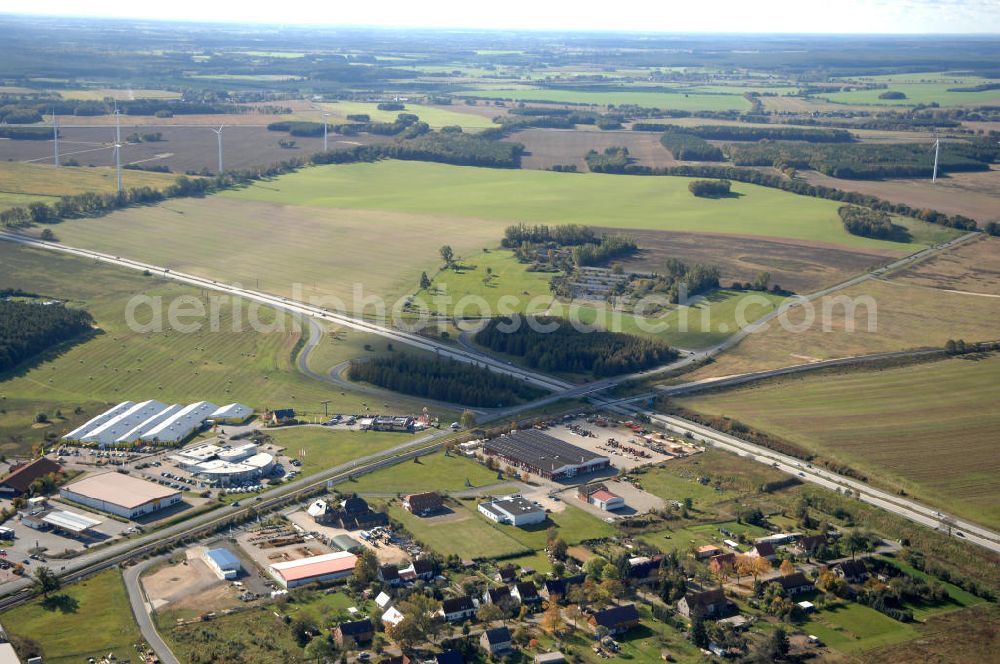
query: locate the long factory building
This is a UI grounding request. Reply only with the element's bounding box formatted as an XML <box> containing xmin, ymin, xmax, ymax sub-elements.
<box><xmin>62</xmin><ymin>400</ymin><xmax>253</xmax><ymax>446</ymax></box>
<box><xmin>483</xmin><ymin>429</ymin><xmax>610</xmax><ymax>480</ymax></box>
<box><xmin>61</xmin><ymin>472</ymin><xmax>182</xmax><ymax>519</ymax></box>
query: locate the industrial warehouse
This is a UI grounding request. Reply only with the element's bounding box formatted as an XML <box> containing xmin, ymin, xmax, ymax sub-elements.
<box><xmin>62</xmin><ymin>400</ymin><xmax>252</xmax><ymax>446</ymax></box>
<box><xmin>483</xmin><ymin>429</ymin><xmax>611</xmax><ymax>480</ymax></box>
<box><xmin>171</xmin><ymin>441</ymin><xmax>274</xmax><ymax>486</ymax></box>
<box><xmin>60</xmin><ymin>472</ymin><xmax>182</xmax><ymax>519</ymax></box>
<box><xmin>269</xmin><ymin>551</ymin><xmax>359</xmax><ymax>589</ymax></box>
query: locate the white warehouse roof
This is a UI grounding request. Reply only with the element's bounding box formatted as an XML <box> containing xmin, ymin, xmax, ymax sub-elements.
<box><xmin>80</xmin><ymin>400</ymin><xmax>168</xmax><ymax>446</ymax></box>
<box><xmin>211</xmin><ymin>403</ymin><xmax>253</xmax><ymax>421</ymax></box>
<box><xmin>42</xmin><ymin>509</ymin><xmax>102</xmax><ymax>533</ymax></box>
<box><xmin>115</xmin><ymin>403</ymin><xmax>183</xmax><ymax>444</ymax></box>
<box><xmin>140</xmin><ymin>401</ymin><xmax>218</xmax><ymax>443</ymax></box>
<box><xmin>63</xmin><ymin>401</ymin><xmax>134</xmax><ymax>441</ymax></box>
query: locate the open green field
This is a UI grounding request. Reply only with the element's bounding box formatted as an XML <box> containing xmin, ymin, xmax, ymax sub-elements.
<box><xmin>316</xmin><ymin>101</ymin><xmax>497</xmax><ymax>128</ymax></box>
<box><xmin>216</xmin><ymin>162</ymin><xmax>930</xmax><ymax>252</ymax></box>
<box><xmin>796</xmin><ymin>601</ymin><xmax>918</xmax><ymax>652</ymax></box>
<box><xmin>2</xmin><ymin>569</ymin><xmax>141</xmax><ymax>664</ymax></box>
<box><xmin>0</xmin><ymin>242</ymin><xmax>426</xmax><ymax>455</ymax></box>
<box><xmin>0</xmin><ymin>161</ymin><xmax>179</xmax><ymax>206</ymax></box>
<box><xmin>877</xmin><ymin>556</ymin><xmax>984</xmax><ymax>620</ymax></box>
<box><xmin>342</xmin><ymin>449</ymin><xmax>503</xmax><ymax>493</ymax></box>
<box><xmin>386</xmin><ymin>496</ymin><xmax>614</xmax><ymax>560</ymax></box>
<box><xmin>0</xmin><ymin>191</ymin><xmax>59</xmax><ymax>212</ymax></box>
<box><xmin>165</xmin><ymin>605</ymin><xmax>305</xmax><ymax>663</ymax></box>
<box><xmin>458</xmin><ymin>87</ymin><xmax>752</xmax><ymax>111</ymax></box>
<box><xmin>265</xmin><ymin>426</ymin><xmax>423</xmax><ymax>475</ymax></box>
<box><xmin>821</xmin><ymin>74</ymin><xmax>1000</xmax><ymax>107</ymax></box>
<box><xmin>676</xmin><ymin>354</ymin><xmax>1000</xmax><ymax>530</ymax></box>
<box><xmin>417</xmin><ymin>249</ymin><xmax>556</xmax><ymax>315</ymax></box>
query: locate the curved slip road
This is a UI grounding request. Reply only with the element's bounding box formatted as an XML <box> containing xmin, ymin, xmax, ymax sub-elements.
<box><xmin>124</xmin><ymin>555</ymin><xmax>180</xmax><ymax>664</ymax></box>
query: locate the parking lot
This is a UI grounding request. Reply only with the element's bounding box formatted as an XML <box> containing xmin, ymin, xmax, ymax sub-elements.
<box><xmin>543</xmin><ymin>416</ymin><xmax>696</xmax><ymax>471</ymax></box>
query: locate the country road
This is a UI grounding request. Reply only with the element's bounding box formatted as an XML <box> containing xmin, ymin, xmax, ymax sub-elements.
<box><xmin>124</xmin><ymin>555</ymin><xmax>181</xmax><ymax>664</ymax></box>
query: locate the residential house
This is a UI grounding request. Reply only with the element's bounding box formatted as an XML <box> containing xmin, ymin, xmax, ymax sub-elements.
<box><xmin>338</xmin><ymin>496</ymin><xmax>388</xmax><ymax>530</ymax></box>
<box><xmin>479</xmin><ymin>626</ymin><xmax>512</xmax><ymax>655</ymax></box>
<box><xmin>512</xmin><ymin>581</ymin><xmax>541</xmax><ymax>606</ymax></box>
<box><xmin>771</xmin><ymin>572</ymin><xmax>813</xmax><ymax>595</ymax></box>
<box><xmin>440</xmin><ymin>596</ymin><xmax>476</xmax><ymax>622</ymax></box>
<box><xmin>677</xmin><ymin>588</ymin><xmax>729</xmax><ymax>619</ymax></box>
<box><xmin>694</xmin><ymin>545</ymin><xmax>722</xmax><ymax>560</ymax></box>
<box><xmin>496</xmin><ymin>564</ymin><xmax>518</xmax><ymax>584</ymax></box>
<box><xmin>627</xmin><ymin>555</ymin><xmax>663</xmax><ymax>584</ymax></box>
<box><xmin>793</xmin><ymin>534</ymin><xmax>828</xmax><ymax>556</ymax></box>
<box><xmin>334</xmin><ymin>619</ymin><xmax>374</xmax><ymax>648</ymax></box>
<box><xmin>748</xmin><ymin>542</ymin><xmax>777</xmax><ymax>561</ymax></box>
<box><xmin>708</xmin><ymin>553</ymin><xmax>737</xmax><ymax>576</ymax></box>
<box><xmin>435</xmin><ymin>651</ymin><xmax>465</xmax><ymax>664</ymax></box>
<box><xmin>534</xmin><ymin>653</ymin><xmax>566</xmax><ymax>664</ymax></box>
<box><xmin>397</xmin><ymin>557</ymin><xmax>434</xmax><ymax>582</ymax></box>
<box><xmin>269</xmin><ymin>408</ymin><xmax>296</xmax><ymax>425</ymax></box>
<box><xmin>0</xmin><ymin>458</ymin><xmax>61</xmax><ymax>496</ymax></box>
<box><xmin>589</xmin><ymin>604</ymin><xmax>640</xmax><ymax>635</ymax></box>
<box><xmin>541</xmin><ymin>574</ymin><xmax>586</xmax><ymax>602</ymax></box>
<box><xmin>483</xmin><ymin>586</ymin><xmax>513</xmax><ymax>607</ymax></box>
<box><xmin>402</xmin><ymin>491</ymin><xmax>443</xmax><ymax>516</ymax></box>
<box><xmin>379</xmin><ymin>564</ymin><xmax>401</xmax><ymax>586</ymax></box>
<box><xmin>834</xmin><ymin>560</ymin><xmax>869</xmax><ymax>583</ymax></box>
<box><xmin>381</xmin><ymin>606</ymin><xmax>405</xmax><ymax>628</ymax></box>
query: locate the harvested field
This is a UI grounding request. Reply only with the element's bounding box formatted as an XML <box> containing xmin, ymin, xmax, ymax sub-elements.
<box><xmin>674</xmin><ymin>354</ymin><xmax>1000</xmax><ymax>529</ymax></box>
<box><xmin>603</xmin><ymin>228</ymin><xmax>893</xmax><ymax>293</ymax></box>
<box><xmin>855</xmin><ymin>605</ymin><xmax>1000</xmax><ymax>664</ymax></box>
<box><xmin>802</xmin><ymin>167</ymin><xmax>1000</xmax><ymax>225</ymax></box>
<box><xmin>511</xmin><ymin>128</ymin><xmax>677</xmax><ymax>171</ymax></box>
<box><xmin>0</xmin><ymin>161</ymin><xmax>178</xmax><ymax>204</ymax></box>
<box><xmin>0</xmin><ymin>124</ymin><xmax>389</xmax><ymax>174</ymax></box>
<box><xmin>681</xmin><ymin>278</ymin><xmax>1000</xmax><ymax>378</ymax></box>
<box><xmin>888</xmin><ymin>235</ymin><xmax>1000</xmax><ymax>296</ymax></box>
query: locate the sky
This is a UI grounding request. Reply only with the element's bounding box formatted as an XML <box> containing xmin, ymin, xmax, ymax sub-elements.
<box><xmin>8</xmin><ymin>0</ymin><xmax>1000</xmax><ymax>33</ymax></box>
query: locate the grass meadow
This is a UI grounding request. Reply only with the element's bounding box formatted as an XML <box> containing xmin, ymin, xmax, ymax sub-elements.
<box><xmin>45</xmin><ymin>161</ymin><xmax>948</xmax><ymax>316</ymax></box>
<box><xmin>1</xmin><ymin>569</ymin><xmax>141</xmax><ymax>664</ymax></box>
<box><xmin>458</xmin><ymin>87</ymin><xmax>752</xmax><ymax>111</ymax></box>
<box><xmin>314</xmin><ymin>101</ymin><xmax>497</xmax><ymax>128</ymax></box>
<box><xmin>0</xmin><ymin>243</ymin><xmax>432</xmax><ymax>456</ymax></box>
<box><xmin>264</xmin><ymin>427</ymin><xmax>419</xmax><ymax>474</ymax></box>
<box><xmin>675</xmin><ymin>354</ymin><xmax>1000</xmax><ymax>529</ymax></box>
<box><xmin>0</xmin><ymin>162</ymin><xmax>179</xmax><ymax>211</ymax></box>
<box><xmin>341</xmin><ymin>450</ymin><xmax>503</xmax><ymax>493</ymax></box>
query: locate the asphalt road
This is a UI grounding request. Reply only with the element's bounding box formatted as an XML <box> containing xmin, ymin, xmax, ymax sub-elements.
<box><xmin>124</xmin><ymin>554</ymin><xmax>181</xmax><ymax>664</ymax></box>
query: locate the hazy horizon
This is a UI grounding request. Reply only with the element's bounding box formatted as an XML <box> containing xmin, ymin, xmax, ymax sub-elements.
<box><xmin>4</xmin><ymin>0</ymin><xmax>1000</xmax><ymax>34</ymax></box>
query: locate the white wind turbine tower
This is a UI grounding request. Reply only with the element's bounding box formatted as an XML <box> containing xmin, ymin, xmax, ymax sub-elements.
<box><xmin>52</xmin><ymin>109</ymin><xmax>59</xmax><ymax>167</ymax></box>
<box><xmin>113</xmin><ymin>103</ymin><xmax>123</xmax><ymax>192</ymax></box>
<box><xmin>931</xmin><ymin>131</ymin><xmax>940</xmax><ymax>183</ymax></box>
<box><xmin>322</xmin><ymin>112</ymin><xmax>330</xmax><ymax>152</ymax></box>
<box><xmin>211</xmin><ymin>124</ymin><xmax>225</xmax><ymax>174</ymax></box>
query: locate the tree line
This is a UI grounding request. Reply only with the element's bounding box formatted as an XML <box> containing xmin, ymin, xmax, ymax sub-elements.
<box><xmin>346</xmin><ymin>354</ymin><xmax>543</xmax><ymax>407</ymax></box>
<box><xmin>474</xmin><ymin>316</ymin><xmax>677</xmax><ymax>378</ymax></box>
<box><xmin>0</xmin><ymin>300</ymin><xmax>94</xmax><ymax>372</ymax></box>
<box><xmin>572</xmin><ymin>234</ymin><xmax>637</xmax><ymax>266</ymax></box>
<box><xmin>725</xmin><ymin>140</ymin><xmax>997</xmax><ymax>179</ymax></box>
<box><xmin>839</xmin><ymin>205</ymin><xmax>897</xmax><ymax>239</ymax></box>
<box><xmin>501</xmin><ymin>223</ymin><xmax>598</xmax><ymax>247</ymax></box>
<box><xmin>632</xmin><ymin>259</ymin><xmax>721</xmax><ymax>303</ymax></box>
<box><xmin>658</xmin><ymin>130</ymin><xmax>724</xmax><ymax>161</ymax></box>
<box><xmin>637</xmin><ymin>123</ymin><xmax>854</xmax><ymax>143</ymax></box>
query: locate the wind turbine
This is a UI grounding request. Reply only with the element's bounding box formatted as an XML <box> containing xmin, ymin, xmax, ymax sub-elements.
<box><xmin>931</xmin><ymin>135</ymin><xmax>940</xmax><ymax>183</ymax></box>
<box><xmin>113</xmin><ymin>104</ymin><xmax>122</xmax><ymax>192</ymax></box>
<box><xmin>211</xmin><ymin>125</ymin><xmax>225</xmax><ymax>174</ymax></box>
<box><xmin>322</xmin><ymin>112</ymin><xmax>330</xmax><ymax>152</ymax></box>
<box><xmin>52</xmin><ymin>109</ymin><xmax>59</xmax><ymax>167</ymax></box>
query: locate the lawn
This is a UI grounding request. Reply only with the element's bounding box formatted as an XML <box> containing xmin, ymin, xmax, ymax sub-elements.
<box><xmin>796</xmin><ymin>601</ymin><xmax>917</xmax><ymax>652</ymax></box>
<box><xmin>165</xmin><ymin>605</ymin><xmax>305</xmax><ymax>663</ymax></box>
<box><xmin>265</xmin><ymin>426</ymin><xmax>420</xmax><ymax>475</ymax></box>
<box><xmin>458</xmin><ymin>87</ymin><xmax>752</xmax><ymax>111</ymax></box>
<box><xmin>1</xmin><ymin>569</ymin><xmax>142</xmax><ymax>664</ymax></box>
<box><xmin>0</xmin><ymin>243</ymin><xmax>427</xmax><ymax>456</ymax></box>
<box><xmin>387</xmin><ymin>500</ymin><xmax>531</xmax><ymax>559</ymax></box>
<box><xmin>675</xmin><ymin>354</ymin><xmax>1000</xmax><ymax>530</ymax></box>
<box><xmin>341</xmin><ymin>450</ymin><xmax>503</xmax><ymax>494</ymax></box>
<box><xmin>417</xmin><ymin>249</ymin><xmax>556</xmax><ymax>315</ymax></box>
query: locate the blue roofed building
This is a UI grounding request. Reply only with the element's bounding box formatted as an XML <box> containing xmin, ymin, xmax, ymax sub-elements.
<box><xmin>204</xmin><ymin>547</ymin><xmax>242</xmax><ymax>580</ymax></box>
